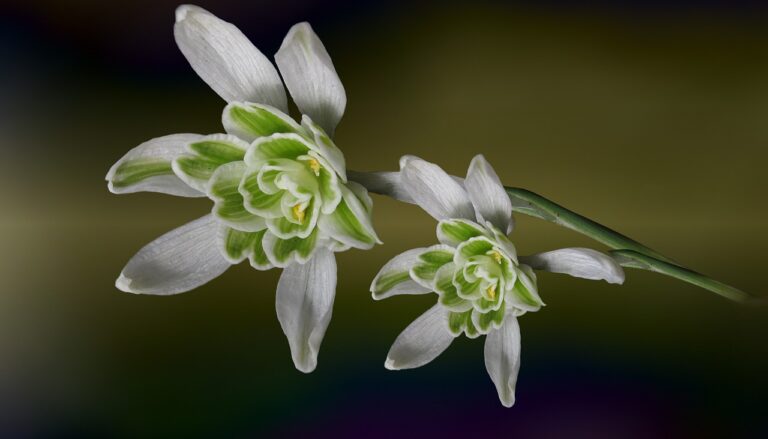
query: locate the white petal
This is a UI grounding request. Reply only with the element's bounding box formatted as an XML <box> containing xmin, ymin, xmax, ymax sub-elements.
<box><xmin>400</xmin><ymin>157</ymin><xmax>475</xmax><ymax>221</ymax></box>
<box><xmin>275</xmin><ymin>22</ymin><xmax>346</xmax><ymax>136</ymax></box>
<box><xmin>174</xmin><ymin>5</ymin><xmax>287</xmax><ymax>110</ymax></box>
<box><xmin>385</xmin><ymin>304</ymin><xmax>454</xmax><ymax>370</ymax></box>
<box><xmin>520</xmin><ymin>248</ymin><xmax>625</xmax><ymax>284</ymax></box>
<box><xmin>106</xmin><ymin>134</ymin><xmax>204</xmax><ymax>197</ymax></box>
<box><xmin>116</xmin><ymin>214</ymin><xmax>231</xmax><ymax>295</ymax></box>
<box><xmin>370</xmin><ymin>248</ymin><xmax>432</xmax><ymax>300</ymax></box>
<box><xmin>465</xmin><ymin>155</ymin><xmax>514</xmax><ymax>233</ymax></box>
<box><xmin>484</xmin><ymin>313</ymin><xmax>521</xmax><ymax>408</ymax></box>
<box><xmin>347</xmin><ymin>170</ymin><xmax>415</xmax><ymax>204</ymax></box>
<box><xmin>275</xmin><ymin>248</ymin><xmax>337</xmax><ymax>373</ymax></box>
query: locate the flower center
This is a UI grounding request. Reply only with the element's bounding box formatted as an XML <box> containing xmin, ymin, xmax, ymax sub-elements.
<box><xmin>487</xmin><ymin>283</ymin><xmax>497</xmax><ymax>300</ymax></box>
<box><xmin>490</xmin><ymin>250</ymin><xmax>503</xmax><ymax>264</ymax></box>
<box><xmin>292</xmin><ymin>204</ymin><xmax>306</xmax><ymax>223</ymax></box>
<box><xmin>307</xmin><ymin>158</ymin><xmax>321</xmax><ymax>176</ymax></box>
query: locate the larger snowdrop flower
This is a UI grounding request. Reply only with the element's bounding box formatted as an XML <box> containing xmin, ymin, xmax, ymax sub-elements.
<box><xmin>371</xmin><ymin>155</ymin><xmax>624</xmax><ymax>407</ymax></box>
<box><xmin>105</xmin><ymin>5</ymin><xmax>379</xmax><ymax>373</ymax></box>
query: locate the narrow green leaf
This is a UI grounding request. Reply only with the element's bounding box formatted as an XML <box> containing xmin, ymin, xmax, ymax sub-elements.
<box><xmin>611</xmin><ymin>250</ymin><xmax>752</xmax><ymax>303</ymax></box>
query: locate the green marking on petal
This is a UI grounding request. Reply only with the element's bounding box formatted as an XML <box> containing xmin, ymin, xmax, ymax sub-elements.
<box><xmin>110</xmin><ymin>158</ymin><xmax>173</xmax><ymax>188</ymax></box>
<box><xmin>437</xmin><ymin>219</ymin><xmax>486</xmax><ymax>247</ymax></box>
<box><xmin>248</xmin><ymin>230</ymin><xmax>271</xmax><ymax>270</ymax></box>
<box><xmin>456</xmin><ymin>237</ymin><xmax>496</xmax><ymax>262</ymax></box>
<box><xmin>209</xmin><ymin>162</ymin><xmax>265</xmax><ymax>232</ymax></box>
<box><xmin>447</xmin><ymin>310</ymin><xmax>479</xmax><ymax>338</ymax></box>
<box><xmin>189</xmin><ymin>138</ymin><xmax>246</xmax><ymax>163</ymax></box>
<box><xmin>221</xmin><ymin>227</ymin><xmax>259</xmax><ymax>263</ymax></box>
<box><xmin>475</xmin><ymin>305</ymin><xmax>506</xmax><ymax>333</ymax></box>
<box><xmin>411</xmin><ymin>246</ymin><xmax>455</xmax><ymax>287</ymax></box>
<box><xmin>420</xmin><ymin>248</ymin><xmax>454</xmax><ymax>265</ymax></box>
<box><xmin>453</xmin><ymin>268</ymin><xmax>482</xmax><ymax>300</ymax></box>
<box><xmin>373</xmin><ymin>271</ymin><xmax>412</xmax><ymax>295</ymax></box>
<box><xmin>511</xmin><ymin>265</ymin><xmax>544</xmax><ymax>309</ymax></box>
<box><xmin>269</xmin><ymin>229</ymin><xmax>319</xmax><ymax>265</ymax></box>
<box><xmin>319</xmin><ymin>184</ymin><xmax>378</xmax><ymax>249</ymax></box>
<box><xmin>247</xmin><ymin>134</ymin><xmax>311</xmax><ymax>164</ymax></box>
<box><xmin>224</xmin><ymin>103</ymin><xmax>300</xmax><ymax>140</ymax></box>
<box><xmin>174</xmin><ymin>156</ymin><xmax>220</xmax><ymax>181</ymax></box>
<box><xmin>240</xmin><ymin>170</ymin><xmax>284</xmax><ymax>217</ymax></box>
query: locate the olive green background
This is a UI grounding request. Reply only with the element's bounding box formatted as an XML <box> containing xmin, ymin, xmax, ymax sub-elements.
<box><xmin>1</xmin><ymin>1</ymin><xmax>767</xmax><ymax>437</ymax></box>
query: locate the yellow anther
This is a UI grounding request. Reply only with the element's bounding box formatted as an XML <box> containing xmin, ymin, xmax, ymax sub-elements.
<box><xmin>292</xmin><ymin>204</ymin><xmax>306</xmax><ymax>223</ymax></box>
<box><xmin>487</xmin><ymin>283</ymin><xmax>497</xmax><ymax>300</ymax></box>
<box><xmin>490</xmin><ymin>250</ymin><xmax>503</xmax><ymax>264</ymax></box>
<box><xmin>307</xmin><ymin>158</ymin><xmax>321</xmax><ymax>176</ymax></box>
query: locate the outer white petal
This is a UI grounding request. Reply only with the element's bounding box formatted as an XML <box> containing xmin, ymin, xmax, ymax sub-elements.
<box><xmin>484</xmin><ymin>313</ymin><xmax>521</xmax><ymax>408</ymax></box>
<box><xmin>275</xmin><ymin>22</ymin><xmax>346</xmax><ymax>136</ymax></box>
<box><xmin>385</xmin><ymin>304</ymin><xmax>454</xmax><ymax>370</ymax></box>
<box><xmin>174</xmin><ymin>5</ymin><xmax>288</xmax><ymax>110</ymax></box>
<box><xmin>116</xmin><ymin>214</ymin><xmax>231</xmax><ymax>295</ymax></box>
<box><xmin>519</xmin><ymin>248</ymin><xmax>625</xmax><ymax>284</ymax></box>
<box><xmin>347</xmin><ymin>170</ymin><xmax>414</xmax><ymax>204</ymax></box>
<box><xmin>370</xmin><ymin>248</ymin><xmax>432</xmax><ymax>300</ymax></box>
<box><xmin>465</xmin><ymin>154</ymin><xmax>514</xmax><ymax>233</ymax></box>
<box><xmin>106</xmin><ymin>134</ymin><xmax>204</xmax><ymax>197</ymax></box>
<box><xmin>275</xmin><ymin>248</ymin><xmax>337</xmax><ymax>373</ymax></box>
<box><xmin>400</xmin><ymin>157</ymin><xmax>475</xmax><ymax>221</ymax></box>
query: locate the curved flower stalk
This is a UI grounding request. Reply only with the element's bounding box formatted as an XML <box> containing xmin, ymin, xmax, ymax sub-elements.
<box><xmin>370</xmin><ymin>155</ymin><xmax>624</xmax><ymax>407</ymax></box>
<box><xmin>105</xmin><ymin>5</ymin><xmax>379</xmax><ymax>372</ymax></box>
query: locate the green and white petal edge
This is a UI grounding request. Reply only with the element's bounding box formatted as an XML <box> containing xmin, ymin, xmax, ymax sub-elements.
<box><xmin>371</xmin><ymin>248</ymin><xmax>432</xmax><ymax>300</ymax></box>
<box><xmin>172</xmin><ymin>133</ymin><xmax>250</xmax><ymax>193</ymax></box>
<box><xmin>275</xmin><ymin>22</ymin><xmax>346</xmax><ymax>137</ymax></box>
<box><xmin>174</xmin><ymin>5</ymin><xmax>288</xmax><ymax>110</ymax></box>
<box><xmin>106</xmin><ymin>133</ymin><xmax>204</xmax><ymax>197</ymax></box>
<box><xmin>116</xmin><ymin>214</ymin><xmax>231</xmax><ymax>295</ymax></box>
<box><xmin>385</xmin><ymin>305</ymin><xmax>454</xmax><ymax>370</ymax></box>
<box><xmin>484</xmin><ymin>312</ymin><xmax>522</xmax><ymax>408</ymax></box>
<box><xmin>275</xmin><ymin>248</ymin><xmax>336</xmax><ymax>373</ymax></box>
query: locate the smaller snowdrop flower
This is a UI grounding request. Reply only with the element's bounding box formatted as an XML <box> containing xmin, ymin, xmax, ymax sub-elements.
<box><xmin>371</xmin><ymin>155</ymin><xmax>625</xmax><ymax>407</ymax></box>
<box><xmin>105</xmin><ymin>5</ymin><xmax>378</xmax><ymax>373</ymax></box>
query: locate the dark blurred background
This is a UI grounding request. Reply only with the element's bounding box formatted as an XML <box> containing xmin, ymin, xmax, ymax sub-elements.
<box><xmin>1</xmin><ymin>0</ymin><xmax>767</xmax><ymax>437</ymax></box>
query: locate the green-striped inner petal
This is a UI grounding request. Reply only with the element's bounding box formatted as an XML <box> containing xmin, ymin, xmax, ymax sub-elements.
<box><xmin>110</xmin><ymin>158</ymin><xmax>173</xmax><ymax>188</ymax></box>
<box><xmin>189</xmin><ymin>139</ymin><xmax>246</xmax><ymax>163</ymax></box>
<box><xmin>254</xmin><ymin>136</ymin><xmax>310</xmax><ymax>161</ymax></box>
<box><xmin>222</xmin><ymin>228</ymin><xmax>259</xmax><ymax>262</ymax></box>
<box><xmin>475</xmin><ymin>305</ymin><xmax>505</xmax><ymax>332</ymax></box>
<box><xmin>228</xmin><ymin>104</ymin><xmax>299</xmax><ymax>138</ymax></box>
<box><xmin>271</xmin><ymin>229</ymin><xmax>318</xmax><ymax>264</ymax></box>
<box><xmin>512</xmin><ymin>268</ymin><xmax>542</xmax><ymax>308</ymax></box>
<box><xmin>175</xmin><ymin>156</ymin><xmax>220</xmax><ymax>181</ymax></box>
<box><xmin>240</xmin><ymin>172</ymin><xmax>284</xmax><ymax>216</ymax></box>
<box><xmin>453</xmin><ymin>269</ymin><xmax>481</xmax><ymax>299</ymax></box>
<box><xmin>457</xmin><ymin>237</ymin><xmax>495</xmax><ymax>261</ymax></box>
<box><xmin>448</xmin><ymin>310</ymin><xmax>478</xmax><ymax>338</ymax></box>
<box><xmin>373</xmin><ymin>271</ymin><xmax>412</xmax><ymax>294</ymax></box>
<box><xmin>248</xmin><ymin>230</ymin><xmax>270</xmax><ymax>269</ymax></box>
<box><xmin>325</xmin><ymin>190</ymin><xmax>377</xmax><ymax>246</ymax></box>
<box><xmin>437</xmin><ymin>219</ymin><xmax>486</xmax><ymax>246</ymax></box>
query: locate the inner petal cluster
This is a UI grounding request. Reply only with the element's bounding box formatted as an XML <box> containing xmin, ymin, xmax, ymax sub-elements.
<box><xmin>416</xmin><ymin>219</ymin><xmax>544</xmax><ymax>337</ymax></box>
<box><xmin>172</xmin><ymin>103</ymin><xmax>378</xmax><ymax>269</ymax></box>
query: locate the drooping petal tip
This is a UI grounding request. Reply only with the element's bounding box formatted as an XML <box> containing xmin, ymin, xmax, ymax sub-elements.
<box><xmin>115</xmin><ymin>273</ymin><xmax>135</xmax><ymax>293</ymax></box>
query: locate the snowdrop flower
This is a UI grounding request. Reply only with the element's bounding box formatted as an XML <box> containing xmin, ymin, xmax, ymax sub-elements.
<box><xmin>370</xmin><ymin>155</ymin><xmax>624</xmax><ymax>406</ymax></box>
<box><xmin>105</xmin><ymin>5</ymin><xmax>379</xmax><ymax>372</ymax></box>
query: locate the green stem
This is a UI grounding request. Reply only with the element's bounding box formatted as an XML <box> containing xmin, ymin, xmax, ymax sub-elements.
<box><xmin>505</xmin><ymin>187</ymin><xmax>754</xmax><ymax>303</ymax></box>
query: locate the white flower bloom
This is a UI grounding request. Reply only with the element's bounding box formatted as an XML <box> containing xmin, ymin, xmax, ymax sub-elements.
<box><xmin>371</xmin><ymin>154</ymin><xmax>624</xmax><ymax>407</ymax></box>
<box><xmin>106</xmin><ymin>5</ymin><xmax>379</xmax><ymax>373</ymax></box>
